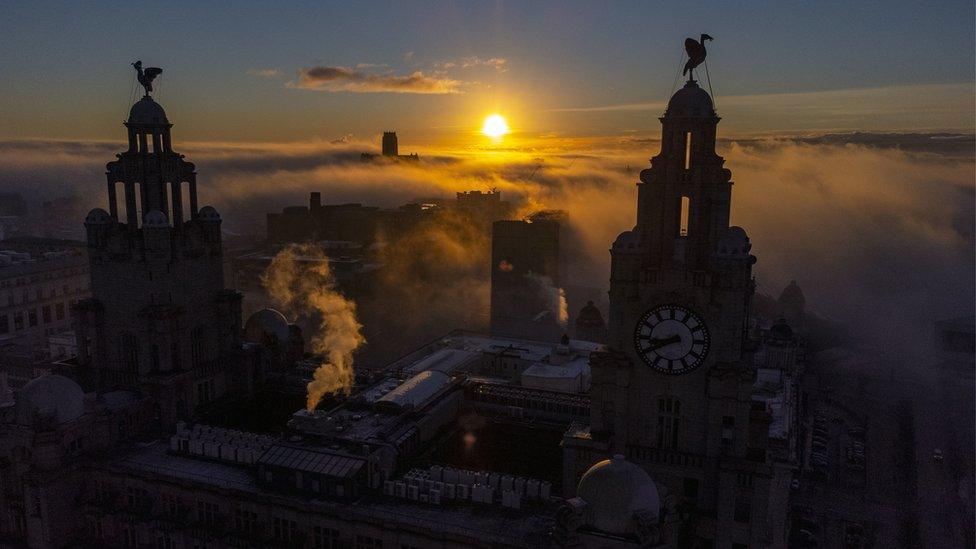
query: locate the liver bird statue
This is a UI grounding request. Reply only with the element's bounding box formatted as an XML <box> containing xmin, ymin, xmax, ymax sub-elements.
<box><xmin>132</xmin><ymin>60</ymin><xmax>163</xmax><ymax>96</ymax></box>
<box><xmin>682</xmin><ymin>34</ymin><xmax>713</xmax><ymax>78</ymax></box>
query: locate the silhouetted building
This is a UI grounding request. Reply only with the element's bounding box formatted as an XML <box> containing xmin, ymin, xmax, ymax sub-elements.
<box><xmin>0</xmin><ymin>193</ymin><xmax>27</xmax><ymax>217</ymax></box>
<box><xmin>266</xmin><ymin>190</ymin><xmax>512</xmax><ymax>244</ymax></box>
<box><xmin>778</xmin><ymin>280</ymin><xmax>805</xmax><ymax>327</ymax></box>
<box><xmin>0</xmin><ymin>240</ymin><xmax>89</xmax><ymax>360</ymax></box>
<box><xmin>934</xmin><ymin>315</ymin><xmax>975</xmax><ymax>373</ymax></box>
<box><xmin>382</xmin><ymin>130</ymin><xmax>398</xmax><ymax>156</ymax></box>
<box><xmin>562</xmin><ymin>79</ymin><xmax>797</xmax><ymax>548</ymax></box>
<box><xmin>490</xmin><ymin>218</ymin><xmax>563</xmax><ymax>342</ymax></box>
<box><xmin>361</xmin><ymin>131</ymin><xmax>419</xmax><ymax>162</ymax></box>
<box><xmin>574</xmin><ymin>301</ymin><xmax>606</xmax><ymax>344</ymax></box>
<box><xmin>73</xmin><ymin>92</ymin><xmax>252</xmax><ymax>426</ymax></box>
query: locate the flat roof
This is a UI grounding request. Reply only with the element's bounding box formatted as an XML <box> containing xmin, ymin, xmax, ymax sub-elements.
<box><xmin>258</xmin><ymin>444</ymin><xmax>365</xmax><ymax>479</ymax></box>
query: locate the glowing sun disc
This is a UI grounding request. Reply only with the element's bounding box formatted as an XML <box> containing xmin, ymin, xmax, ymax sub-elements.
<box><xmin>482</xmin><ymin>114</ymin><xmax>510</xmax><ymax>138</ymax></box>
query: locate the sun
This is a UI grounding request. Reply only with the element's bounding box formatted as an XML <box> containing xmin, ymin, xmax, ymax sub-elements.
<box><xmin>481</xmin><ymin>114</ymin><xmax>510</xmax><ymax>139</ymax></box>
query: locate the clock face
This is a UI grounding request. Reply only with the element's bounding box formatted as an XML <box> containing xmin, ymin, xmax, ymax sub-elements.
<box><xmin>634</xmin><ymin>304</ymin><xmax>710</xmax><ymax>375</ymax></box>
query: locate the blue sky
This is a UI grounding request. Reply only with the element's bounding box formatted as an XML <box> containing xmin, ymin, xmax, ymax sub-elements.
<box><xmin>1</xmin><ymin>1</ymin><xmax>973</xmax><ymax>141</ymax></box>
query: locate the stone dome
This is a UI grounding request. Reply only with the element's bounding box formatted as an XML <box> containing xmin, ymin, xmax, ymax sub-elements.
<box><xmin>15</xmin><ymin>374</ymin><xmax>85</xmax><ymax>425</ymax></box>
<box><xmin>612</xmin><ymin>230</ymin><xmax>639</xmax><ymax>252</ymax></box>
<box><xmin>665</xmin><ymin>80</ymin><xmax>715</xmax><ymax>118</ymax></box>
<box><xmin>143</xmin><ymin>210</ymin><xmax>170</xmax><ymax>229</ymax></box>
<box><xmin>127</xmin><ymin>96</ymin><xmax>169</xmax><ymax>125</ymax></box>
<box><xmin>244</xmin><ymin>308</ymin><xmax>291</xmax><ymax>345</ymax></box>
<box><xmin>576</xmin><ymin>301</ymin><xmax>605</xmax><ymax>328</ymax></box>
<box><xmin>198</xmin><ymin>205</ymin><xmax>221</xmax><ymax>222</ymax></box>
<box><xmin>85</xmin><ymin>208</ymin><xmax>112</xmax><ymax>225</ymax></box>
<box><xmin>577</xmin><ymin>454</ymin><xmax>660</xmax><ymax>536</ymax></box>
<box><xmin>714</xmin><ymin>226</ymin><xmax>752</xmax><ymax>258</ymax></box>
<box><xmin>779</xmin><ymin>280</ymin><xmax>805</xmax><ymax>307</ymax></box>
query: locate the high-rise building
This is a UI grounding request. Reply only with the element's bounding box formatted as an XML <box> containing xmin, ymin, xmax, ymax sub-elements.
<box><xmin>73</xmin><ymin>87</ymin><xmax>247</xmax><ymax>427</ymax></box>
<box><xmin>562</xmin><ymin>78</ymin><xmax>797</xmax><ymax>547</ymax></box>
<box><xmin>489</xmin><ymin>218</ymin><xmax>563</xmax><ymax>342</ymax></box>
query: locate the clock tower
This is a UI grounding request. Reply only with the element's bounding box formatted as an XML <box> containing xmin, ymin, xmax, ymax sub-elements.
<box><xmin>564</xmin><ymin>73</ymin><xmax>792</xmax><ymax>547</ymax></box>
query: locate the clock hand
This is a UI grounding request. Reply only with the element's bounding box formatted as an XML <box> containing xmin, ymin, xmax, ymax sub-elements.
<box><xmin>647</xmin><ymin>335</ymin><xmax>681</xmax><ymax>351</ymax></box>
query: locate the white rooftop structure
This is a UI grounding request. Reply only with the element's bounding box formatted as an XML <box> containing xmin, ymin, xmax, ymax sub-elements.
<box><xmin>378</xmin><ymin>370</ymin><xmax>451</xmax><ymax>409</ymax></box>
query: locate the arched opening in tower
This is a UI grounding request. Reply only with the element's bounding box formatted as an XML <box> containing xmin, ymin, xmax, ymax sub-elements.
<box><xmin>679</xmin><ymin>196</ymin><xmax>690</xmax><ymax>237</ymax></box>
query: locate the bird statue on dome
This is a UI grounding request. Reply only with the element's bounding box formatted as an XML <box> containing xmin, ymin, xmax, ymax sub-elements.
<box><xmin>132</xmin><ymin>60</ymin><xmax>163</xmax><ymax>97</ymax></box>
<box><xmin>682</xmin><ymin>34</ymin><xmax>713</xmax><ymax>79</ymax></box>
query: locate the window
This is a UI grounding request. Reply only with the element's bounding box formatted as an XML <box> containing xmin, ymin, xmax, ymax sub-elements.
<box><xmin>42</xmin><ymin>305</ymin><xmax>51</xmax><ymax>323</ymax></box>
<box><xmin>679</xmin><ymin>196</ymin><xmax>690</xmax><ymax>236</ymax></box>
<box><xmin>657</xmin><ymin>398</ymin><xmax>681</xmax><ymax>449</ymax></box>
<box><xmin>191</xmin><ymin>328</ymin><xmax>207</xmax><ymax>365</ymax></box>
<box><xmin>156</xmin><ymin>532</ymin><xmax>174</xmax><ymax>549</ymax></box>
<box><xmin>684</xmin><ymin>131</ymin><xmax>692</xmax><ymax>169</ymax></box>
<box><xmin>13</xmin><ymin>312</ymin><xmax>23</xmax><ymax>331</ymax></box>
<box><xmin>722</xmin><ymin>416</ymin><xmax>735</xmax><ymax>451</ymax></box>
<box><xmin>28</xmin><ymin>309</ymin><xmax>37</xmax><ymax>327</ymax></box>
<box><xmin>119</xmin><ymin>333</ymin><xmax>139</xmax><ymax>372</ymax></box>
<box><xmin>162</xmin><ymin>493</ymin><xmax>180</xmax><ymax>516</ymax></box>
<box><xmin>236</xmin><ymin>506</ymin><xmax>257</xmax><ymax>534</ymax></box>
<box><xmin>56</xmin><ymin>302</ymin><xmax>65</xmax><ymax>320</ymax></box>
<box><xmin>197</xmin><ymin>501</ymin><xmax>218</xmax><ymax>527</ymax></box>
<box><xmin>273</xmin><ymin>517</ymin><xmax>299</xmax><ymax>543</ymax></box>
<box><xmin>0</xmin><ymin>315</ymin><xmax>7</xmax><ymax>335</ymax></box>
<box><xmin>356</xmin><ymin>535</ymin><xmax>383</xmax><ymax>549</ymax></box>
<box><xmin>733</xmin><ymin>496</ymin><xmax>752</xmax><ymax>523</ymax></box>
<box><xmin>683</xmin><ymin>477</ymin><xmax>699</xmax><ymax>499</ymax></box>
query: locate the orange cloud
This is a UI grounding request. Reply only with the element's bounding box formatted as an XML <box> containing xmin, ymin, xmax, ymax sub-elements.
<box><xmin>291</xmin><ymin>66</ymin><xmax>462</xmax><ymax>94</ymax></box>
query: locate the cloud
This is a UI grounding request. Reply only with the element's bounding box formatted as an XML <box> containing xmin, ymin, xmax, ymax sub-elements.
<box><xmin>246</xmin><ymin>68</ymin><xmax>281</xmax><ymax>78</ymax></box>
<box><xmin>1</xmin><ymin>133</ymin><xmax>971</xmax><ymax>355</ymax></box>
<box><xmin>290</xmin><ymin>66</ymin><xmax>463</xmax><ymax>94</ymax></box>
<box><xmin>437</xmin><ymin>57</ymin><xmax>508</xmax><ymax>71</ymax></box>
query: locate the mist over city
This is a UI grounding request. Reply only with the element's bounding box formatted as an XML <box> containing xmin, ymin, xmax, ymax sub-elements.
<box><xmin>0</xmin><ymin>2</ymin><xmax>973</xmax><ymax>548</ymax></box>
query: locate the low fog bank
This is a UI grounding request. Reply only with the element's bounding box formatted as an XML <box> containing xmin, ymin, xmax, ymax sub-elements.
<box><xmin>1</xmin><ymin>131</ymin><xmax>972</xmax><ymax>353</ymax></box>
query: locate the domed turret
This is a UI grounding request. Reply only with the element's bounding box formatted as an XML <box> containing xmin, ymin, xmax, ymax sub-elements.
<box><xmin>244</xmin><ymin>308</ymin><xmax>291</xmax><ymax>345</ymax></box>
<box><xmin>665</xmin><ymin>79</ymin><xmax>715</xmax><ymax>118</ymax></box>
<box><xmin>714</xmin><ymin>226</ymin><xmax>752</xmax><ymax>259</ymax></box>
<box><xmin>612</xmin><ymin>230</ymin><xmax>639</xmax><ymax>252</ymax></box>
<box><xmin>576</xmin><ymin>454</ymin><xmax>660</xmax><ymax>536</ymax></box>
<box><xmin>127</xmin><ymin>96</ymin><xmax>169</xmax><ymax>125</ymax></box>
<box><xmin>779</xmin><ymin>280</ymin><xmax>805</xmax><ymax>309</ymax></box>
<box><xmin>85</xmin><ymin>208</ymin><xmax>112</xmax><ymax>225</ymax></box>
<box><xmin>15</xmin><ymin>375</ymin><xmax>86</xmax><ymax>426</ymax></box>
<box><xmin>575</xmin><ymin>301</ymin><xmax>606</xmax><ymax>344</ymax></box>
<box><xmin>198</xmin><ymin>205</ymin><xmax>221</xmax><ymax>222</ymax></box>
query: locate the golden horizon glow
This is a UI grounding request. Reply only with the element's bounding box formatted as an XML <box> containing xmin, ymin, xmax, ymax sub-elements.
<box><xmin>481</xmin><ymin>114</ymin><xmax>510</xmax><ymax>139</ymax></box>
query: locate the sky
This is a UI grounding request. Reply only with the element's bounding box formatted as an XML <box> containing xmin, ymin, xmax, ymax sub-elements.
<box><xmin>1</xmin><ymin>1</ymin><xmax>974</xmax><ymax>143</ymax></box>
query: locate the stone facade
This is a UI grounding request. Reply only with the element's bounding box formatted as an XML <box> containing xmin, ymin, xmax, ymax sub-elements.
<box><xmin>563</xmin><ymin>80</ymin><xmax>795</xmax><ymax>548</ymax></box>
<box><xmin>73</xmin><ymin>94</ymin><xmax>249</xmax><ymax>428</ymax></box>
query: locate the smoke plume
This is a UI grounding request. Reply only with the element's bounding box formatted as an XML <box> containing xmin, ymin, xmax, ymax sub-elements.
<box><xmin>261</xmin><ymin>243</ymin><xmax>365</xmax><ymax>410</ymax></box>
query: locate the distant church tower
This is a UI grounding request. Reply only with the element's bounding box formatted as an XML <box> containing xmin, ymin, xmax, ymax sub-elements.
<box><xmin>563</xmin><ymin>74</ymin><xmax>792</xmax><ymax>548</ymax></box>
<box><xmin>74</xmin><ymin>71</ymin><xmax>245</xmax><ymax>426</ymax></box>
<box><xmin>382</xmin><ymin>131</ymin><xmax>398</xmax><ymax>157</ymax></box>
